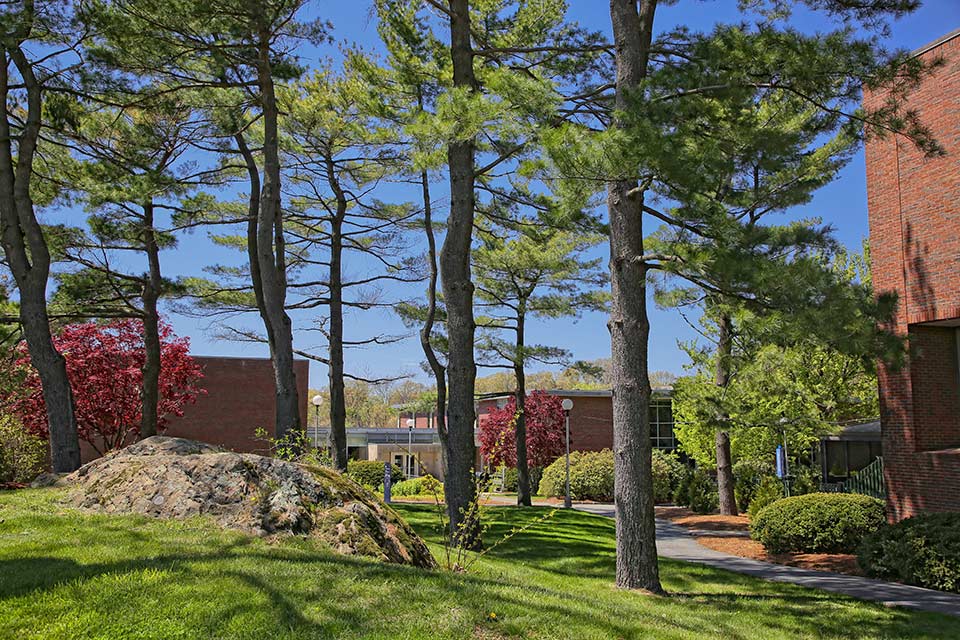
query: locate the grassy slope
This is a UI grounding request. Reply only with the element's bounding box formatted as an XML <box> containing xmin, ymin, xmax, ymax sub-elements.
<box><xmin>0</xmin><ymin>489</ymin><xmax>956</xmax><ymax>639</ymax></box>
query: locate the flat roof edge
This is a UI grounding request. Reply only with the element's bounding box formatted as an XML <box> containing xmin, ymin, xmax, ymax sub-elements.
<box><xmin>912</xmin><ymin>27</ymin><xmax>960</xmax><ymax>58</ymax></box>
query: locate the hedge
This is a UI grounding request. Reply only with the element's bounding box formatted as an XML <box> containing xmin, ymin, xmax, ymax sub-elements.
<box><xmin>858</xmin><ymin>513</ymin><xmax>960</xmax><ymax>593</ymax></box>
<box><xmin>384</xmin><ymin>475</ymin><xmax>443</xmax><ymax>498</ymax></box>
<box><xmin>751</xmin><ymin>492</ymin><xmax>885</xmax><ymax>554</ymax></box>
<box><xmin>539</xmin><ymin>450</ymin><xmax>614</xmax><ymax>501</ymax></box>
<box><xmin>539</xmin><ymin>449</ymin><xmax>682</xmax><ymax>503</ymax></box>
<box><xmin>346</xmin><ymin>460</ymin><xmax>403</xmax><ymax>488</ymax></box>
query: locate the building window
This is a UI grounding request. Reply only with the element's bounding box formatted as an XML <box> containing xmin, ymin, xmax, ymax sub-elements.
<box><xmin>649</xmin><ymin>398</ymin><xmax>676</xmax><ymax>451</ymax></box>
<box><xmin>393</xmin><ymin>453</ymin><xmax>417</xmax><ymax>478</ymax></box>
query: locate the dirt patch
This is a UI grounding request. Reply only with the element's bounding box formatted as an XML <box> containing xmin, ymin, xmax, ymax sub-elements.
<box><xmin>655</xmin><ymin>506</ymin><xmax>749</xmax><ymax>532</ymax></box>
<box><xmin>696</xmin><ymin>536</ymin><xmax>864</xmax><ymax>576</ymax></box>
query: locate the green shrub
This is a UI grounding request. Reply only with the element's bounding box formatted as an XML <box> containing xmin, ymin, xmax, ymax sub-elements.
<box><xmin>673</xmin><ymin>467</ymin><xmax>717</xmax><ymax>513</ymax></box>
<box><xmin>501</xmin><ymin>466</ymin><xmax>543</xmax><ymax>494</ymax></box>
<box><xmin>791</xmin><ymin>465</ymin><xmax>819</xmax><ymax>496</ymax></box>
<box><xmin>539</xmin><ymin>450</ymin><xmax>614</xmax><ymax>501</ymax></box>
<box><xmin>385</xmin><ymin>475</ymin><xmax>444</xmax><ymax>498</ymax></box>
<box><xmin>346</xmin><ymin>460</ymin><xmax>403</xmax><ymax>487</ymax></box>
<box><xmin>652</xmin><ymin>450</ymin><xmax>685</xmax><ymax>504</ymax></box>
<box><xmin>733</xmin><ymin>460</ymin><xmax>774</xmax><ymax>512</ymax></box>
<box><xmin>746</xmin><ymin>476</ymin><xmax>785</xmax><ymax>520</ymax></box>
<box><xmin>539</xmin><ymin>450</ymin><xmax>685</xmax><ymax>504</ymax></box>
<box><xmin>0</xmin><ymin>416</ymin><xmax>46</xmax><ymax>484</ymax></box>
<box><xmin>858</xmin><ymin>513</ymin><xmax>960</xmax><ymax>593</ymax></box>
<box><xmin>751</xmin><ymin>492</ymin><xmax>885</xmax><ymax>554</ymax></box>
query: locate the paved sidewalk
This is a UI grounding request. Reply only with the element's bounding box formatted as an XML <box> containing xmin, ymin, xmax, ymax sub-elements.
<box><xmin>573</xmin><ymin>503</ymin><xmax>960</xmax><ymax>618</ymax></box>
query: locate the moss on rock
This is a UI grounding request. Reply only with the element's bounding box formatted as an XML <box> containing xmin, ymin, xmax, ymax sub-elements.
<box><xmin>67</xmin><ymin>436</ymin><xmax>436</xmax><ymax>568</ymax></box>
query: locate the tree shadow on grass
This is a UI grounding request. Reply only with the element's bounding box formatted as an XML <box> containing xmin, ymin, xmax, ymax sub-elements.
<box><xmin>2</xmin><ymin>499</ymin><xmax>957</xmax><ymax>640</ymax></box>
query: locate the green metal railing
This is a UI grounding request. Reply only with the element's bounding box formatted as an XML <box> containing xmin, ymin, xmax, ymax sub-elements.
<box><xmin>836</xmin><ymin>456</ymin><xmax>886</xmax><ymax>500</ymax></box>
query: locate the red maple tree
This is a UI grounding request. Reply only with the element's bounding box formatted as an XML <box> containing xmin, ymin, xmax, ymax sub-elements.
<box><xmin>479</xmin><ymin>390</ymin><xmax>565</xmax><ymax>468</ymax></box>
<box><xmin>10</xmin><ymin>319</ymin><xmax>204</xmax><ymax>453</ymax></box>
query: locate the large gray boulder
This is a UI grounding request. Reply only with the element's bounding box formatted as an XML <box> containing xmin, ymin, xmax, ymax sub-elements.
<box><xmin>67</xmin><ymin>436</ymin><xmax>435</xmax><ymax>568</ymax></box>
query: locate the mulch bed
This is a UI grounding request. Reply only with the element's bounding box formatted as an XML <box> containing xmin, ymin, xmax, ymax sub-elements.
<box><xmin>655</xmin><ymin>505</ymin><xmax>750</xmax><ymax>532</ymax></box>
<box><xmin>655</xmin><ymin>504</ymin><xmax>864</xmax><ymax>577</ymax></box>
<box><xmin>695</xmin><ymin>536</ymin><xmax>864</xmax><ymax>576</ymax></box>
<box><xmin>0</xmin><ymin>482</ymin><xmax>27</xmax><ymax>491</ymax></box>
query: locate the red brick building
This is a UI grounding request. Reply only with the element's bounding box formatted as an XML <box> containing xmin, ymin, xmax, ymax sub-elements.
<box><xmin>865</xmin><ymin>29</ymin><xmax>960</xmax><ymax>520</ymax></box>
<box><xmin>476</xmin><ymin>388</ymin><xmax>676</xmax><ymax>456</ymax></box>
<box><xmin>79</xmin><ymin>355</ymin><xmax>310</xmax><ymax>463</ymax></box>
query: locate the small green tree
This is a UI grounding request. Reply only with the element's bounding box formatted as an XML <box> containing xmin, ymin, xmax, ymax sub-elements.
<box><xmin>474</xmin><ymin>226</ymin><xmax>607</xmax><ymax>506</ymax></box>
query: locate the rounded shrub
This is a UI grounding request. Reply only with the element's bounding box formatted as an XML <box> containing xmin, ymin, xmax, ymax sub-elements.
<box><xmin>346</xmin><ymin>460</ymin><xmax>403</xmax><ymax>488</ymax></box>
<box><xmin>386</xmin><ymin>475</ymin><xmax>444</xmax><ymax>498</ymax></box>
<box><xmin>858</xmin><ymin>513</ymin><xmax>960</xmax><ymax>593</ymax></box>
<box><xmin>750</xmin><ymin>492</ymin><xmax>885</xmax><ymax>554</ymax></box>
<box><xmin>539</xmin><ymin>450</ymin><xmax>614</xmax><ymax>501</ymax></box>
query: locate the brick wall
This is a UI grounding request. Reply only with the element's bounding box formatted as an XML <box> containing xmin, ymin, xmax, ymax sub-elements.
<box><xmin>476</xmin><ymin>394</ymin><xmax>615</xmax><ymax>455</ymax></box>
<box><xmin>164</xmin><ymin>356</ymin><xmax>310</xmax><ymax>453</ymax></box>
<box><xmin>79</xmin><ymin>355</ymin><xmax>310</xmax><ymax>463</ymax></box>
<box><xmin>866</xmin><ymin>29</ymin><xmax>960</xmax><ymax>520</ymax></box>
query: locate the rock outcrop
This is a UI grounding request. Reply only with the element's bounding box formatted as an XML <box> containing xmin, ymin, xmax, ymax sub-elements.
<box><xmin>67</xmin><ymin>436</ymin><xmax>435</xmax><ymax>568</ymax></box>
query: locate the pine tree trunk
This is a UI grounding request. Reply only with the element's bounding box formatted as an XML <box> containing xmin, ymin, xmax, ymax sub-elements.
<box><xmin>715</xmin><ymin>313</ymin><xmax>738</xmax><ymax>515</ymax></box>
<box><xmin>255</xmin><ymin>27</ymin><xmax>301</xmax><ymax>441</ymax></box>
<box><xmin>19</xmin><ymin>288</ymin><xmax>81</xmax><ymax>471</ymax></box>
<box><xmin>418</xmin><ymin>166</ymin><xmax>447</xmax><ymax>470</ymax></box>
<box><xmin>440</xmin><ymin>0</ymin><xmax>480</xmax><ymax>549</ymax></box>
<box><xmin>139</xmin><ymin>202</ymin><xmax>162</xmax><ymax>440</ymax></box>
<box><xmin>0</xmin><ymin>43</ymin><xmax>80</xmax><ymax>472</ymax></box>
<box><xmin>608</xmin><ymin>0</ymin><xmax>662</xmax><ymax>593</ymax></box>
<box><xmin>515</xmin><ymin>308</ymin><xmax>531</xmax><ymax>506</ymax></box>
<box><xmin>327</xmin><ymin>176</ymin><xmax>348</xmax><ymax>471</ymax></box>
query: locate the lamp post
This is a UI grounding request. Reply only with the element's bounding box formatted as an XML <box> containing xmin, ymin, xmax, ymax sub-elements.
<box><xmin>561</xmin><ymin>398</ymin><xmax>573</xmax><ymax>508</ymax></box>
<box><xmin>406</xmin><ymin>418</ymin><xmax>415</xmax><ymax>477</ymax></box>
<box><xmin>311</xmin><ymin>394</ymin><xmax>324</xmax><ymax>449</ymax></box>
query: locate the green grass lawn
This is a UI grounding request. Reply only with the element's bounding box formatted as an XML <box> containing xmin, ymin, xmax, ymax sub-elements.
<box><xmin>1</xmin><ymin>489</ymin><xmax>957</xmax><ymax>639</ymax></box>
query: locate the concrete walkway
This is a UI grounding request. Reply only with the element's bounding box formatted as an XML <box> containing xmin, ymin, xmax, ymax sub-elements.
<box><xmin>573</xmin><ymin>503</ymin><xmax>960</xmax><ymax>618</ymax></box>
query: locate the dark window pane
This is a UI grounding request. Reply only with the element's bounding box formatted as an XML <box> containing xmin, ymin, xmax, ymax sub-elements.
<box><xmin>848</xmin><ymin>442</ymin><xmax>872</xmax><ymax>473</ymax></box>
<box><xmin>660</xmin><ymin>402</ymin><xmax>673</xmax><ymax>424</ymax></box>
<box><xmin>826</xmin><ymin>442</ymin><xmax>848</xmax><ymax>481</ymax></box>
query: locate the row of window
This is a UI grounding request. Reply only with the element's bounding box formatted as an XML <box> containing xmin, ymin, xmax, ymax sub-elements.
<box><xmin>649</xmin><ymin>399</ymin><xmax>676</xmax><ymax>450</ymax></box>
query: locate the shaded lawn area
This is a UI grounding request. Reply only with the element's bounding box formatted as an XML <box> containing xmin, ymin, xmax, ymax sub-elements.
<box><xmin>0</xmin><ymin>490</ymin><xmax>956</xmax><ymax>639</ymax></box>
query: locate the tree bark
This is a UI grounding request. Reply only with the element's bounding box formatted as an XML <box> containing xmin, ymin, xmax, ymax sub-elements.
<box><xmin>254</xmin><ymin>24</ymin><xmax>301</xmax><ymax>442</ymax></box>
<box><xmin>326</xmin><ymin>153</ymin><xmax>348</xmax><ymax>471</ymax></box>
<box><xmin>139</xmin><ymin>202</ymin><xmax>162</xmax><ymax>439</ymax></box>
<box><xmin>608</xmin><ymin>0</ymin><xmax>662</xmax><ymax>593</ymax></box>
<box><xmin>439</xmin><ymin>0</ymin><xmax>480</xmax><ymax>549</ymax></box>
<box><xmin>715</xmin><ymin>312</ymin><xmax>738</xmax><ymax>515</ymax></box>
<box><xmin>418</xmin><ymin>166</ymin><xmax>447</xmax><ymax>471</ymax></box>
<box><xmin>514</xmin><ymin>304</ymin><xmax>531</xmax><ymax>506</ymax></box>
<box><xmin>0</xmin><ymin>43</ymin><xmax>80</xmax><ymax>472</ymax></box>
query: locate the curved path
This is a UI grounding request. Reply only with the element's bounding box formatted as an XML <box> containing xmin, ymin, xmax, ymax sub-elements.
<box><xmin>573</xmin><ymin>503</ymin><xmax>960</xmax><ymax>618</ymax></box>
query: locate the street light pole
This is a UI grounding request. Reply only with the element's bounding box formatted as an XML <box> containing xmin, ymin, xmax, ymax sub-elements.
<box><xmin>406</xmin><ymin>417</ymin><xmax>415</xmax><ymax>477</ymax></box>
<box><xmin>561</xmin><ymin>398</ymin><xmax>573</xmax><ymax>508</ymax></box>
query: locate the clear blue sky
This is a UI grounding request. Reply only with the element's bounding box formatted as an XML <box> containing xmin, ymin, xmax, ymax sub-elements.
<box><xmin>151</xmin><ymin>0</ymin><xmax>960</xmax><ymax>390</ymax></box>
